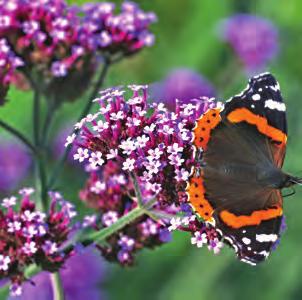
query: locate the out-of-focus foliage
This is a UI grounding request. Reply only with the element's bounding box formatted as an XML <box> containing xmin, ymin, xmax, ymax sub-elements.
<box><xmin>1</xmin><ymin>0</ymin><xmax>302</xmax><ymax>299</ymax></box>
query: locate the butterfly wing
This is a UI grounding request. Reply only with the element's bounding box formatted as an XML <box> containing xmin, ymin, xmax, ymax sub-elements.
<box><xmin>223</xmin><ymin>72</ymin><xmax>287</xmax><ymax>167</ymax></box>
<box><xmin>188</xmin><ymin>73</ymin><xmax>287</xmax><ymax>265</ymax></box>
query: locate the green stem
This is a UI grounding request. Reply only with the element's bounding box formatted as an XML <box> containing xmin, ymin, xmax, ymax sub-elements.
<box><xmin>33</xmin><ymin>88</ymin><xmax>41</xmax><ymax>146</ymax></box>
<box><xmin>0</xmin><ymin>120</ymin><xmax>37</xmax><ymax>155</ymax></box>
<box><xmin>47</xmin><ymin>59</ymin><xmax>111</xmax><ymax>190</ymax></box>
<box><xmin>37</xmin><ymin>155</ymin><xmax>48</xmax><ymax>211</ymax></box>
<box><xmin>50</xmin><ymin>273</ymin><xmax>65</xmax><ymax>300</ymax></box>
<box><xmin>88</xmin><ymin>205</ymin><xmax>146</xmax><ymax>243</ymax></box>
<box><xmin>41</xmin><ymin>101</ymin><xmax>56</xmax><ymax>148</ymax></box>
<box><xmin>130</xmin><ymin>172</ymin><xmax>144</xmax><ymax>207</ymax></box>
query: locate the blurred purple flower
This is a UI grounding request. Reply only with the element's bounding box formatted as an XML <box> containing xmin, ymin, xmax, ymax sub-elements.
<box><xmin>9</xmin><ymin>248</ymin><xmax>106</xmax><ymax>300</ymax></box>
<box><xmin>151</xmin><ymin>69</ymin><xmax>216</xmax><ymax>111</ymax></box>
<box><xmin>221</xmin><ymin>14</ymin><xmax>279</xmax><ymax>71</ymax></box>
<box><xmin>0</xmin><ymin>140</ymin><xmax>31</xmax><ymax>192</ymax></box>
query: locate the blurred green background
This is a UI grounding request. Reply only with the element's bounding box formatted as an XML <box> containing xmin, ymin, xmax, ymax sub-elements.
<box><xmin>2</xmin><ymin>0</ymin><xmax>302</xmax><ymax>299</ymax></box>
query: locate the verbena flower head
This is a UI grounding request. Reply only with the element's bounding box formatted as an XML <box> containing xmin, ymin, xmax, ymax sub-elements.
<box><xmin>0</xmin><ymin>140</ymin><xmax>31</xmax><ymax>192</ymax></box>
<box><xmin>9</xmin><ymin>248</ymin><xmax>105</xmax><ymax>300</ymax></box>
<box><xmin>69</xmin><ymin>84</ymin><xmax>221</xmax><ymax>264</ymax></box>
<box><xmin>0</xmin><ymin>189</ymin><xmax>76</xmax><ymax>296</ymax></box>
<box><xmin>221</xmin><ymin>14</ymin><xmax>279</xmax><ymax>71</ymax></box>
<box><xmin>152</xmin><ymin>68</ymin><xmax>216</xmax><ymax>111</ymax></box>
<box><xmin>69</xmin><ymin>85</ymin><xmax>217</xmax><ymax>207</ymax></box>
<box><xmin>79</xmin><ymin>1</ymin><xmax>157</xmax><ymax>56</ymax></box>
<box><xmin>0</xmin><ymin>0</ymin><xmax>95</xmax><ymax>102</ymax></box>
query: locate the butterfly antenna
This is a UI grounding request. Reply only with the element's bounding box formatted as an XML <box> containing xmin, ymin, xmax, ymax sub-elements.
<box><xmin>289</xmin><ymin>176</ymin><xmax>302</xmax><ymax>186</ymax></box>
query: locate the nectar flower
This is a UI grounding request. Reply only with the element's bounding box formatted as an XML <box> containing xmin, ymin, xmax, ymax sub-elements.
<box><xmin>0</xmin><ymin>0</ymin><xmax>96</xmax><ymax>103</ymax></box>
<box><xmin>71</xmin><ymin>85</ymin><xmax>219</xmax><ymax>207</ymax></box>
<box><xmin>168</xmin><ymin>211</ymin><xmax>224</xmax><ymax>256</ymax></box>
<box><xmin>221</xmin><ymin>14</ymin><xmax>279</xmax><ymax>71</ymax></box>
<box><xmin>0</xmin><ymin>189</ymin><xmax>76</xmax><ymax>296</ymax></box>
<box><xmin>72</xmin><ymin>84</ymin><xmax>222</xmax><ymax>265</ymax></box>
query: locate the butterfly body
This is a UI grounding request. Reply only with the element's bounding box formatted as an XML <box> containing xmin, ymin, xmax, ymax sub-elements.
<box><xmin>188</xmin><ymin>73</ymin><xmax>299</xmax><ymax>265</ymax></box>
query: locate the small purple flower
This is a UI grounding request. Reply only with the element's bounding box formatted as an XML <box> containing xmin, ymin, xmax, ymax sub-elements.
<box><xmin>221</xmin><ymin>14</ymin><xmax>279</xmax><ymax>71</ymax></box>
<box><xmin>151</xmin><ymin>68</ymin><xmax>216</xmax><ymax>111</ymax></box>
<box><xmin>0</xmin><ymin>140</ymin><xmax>31</xmax><ymax>192</ymax></box>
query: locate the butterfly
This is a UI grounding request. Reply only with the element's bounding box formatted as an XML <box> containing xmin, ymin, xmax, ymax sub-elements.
<box><xmin>187</xmin><ymin>72</ymin><xmax>300</xmax><ymax>265</ymax></box>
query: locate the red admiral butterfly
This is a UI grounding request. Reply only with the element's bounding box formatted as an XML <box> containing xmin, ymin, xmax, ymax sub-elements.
<box><xmin>188</xmin><ymin>73</ymin><xmax>299</xmax><ymax>265</ymax></box>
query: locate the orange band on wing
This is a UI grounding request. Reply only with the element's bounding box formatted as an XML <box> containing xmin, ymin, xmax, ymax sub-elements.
<box><xmin>219</xmin><ymin>207</ymin><xmax>283</xmax><ymax>229</ymax></box>
<box><xmin>194</xmin><ymin>108</ymin><xmax>222</xmax><ymax>150</ymax></box>
<box><xmin>227</xmin><ymin>108</ymin><xmax>287</xmax><ymax>145</ymax></box>
<box><xmin>187</xmin><ymin>177</ymin><xmax>214</xmax><ymax>221</ymax></box>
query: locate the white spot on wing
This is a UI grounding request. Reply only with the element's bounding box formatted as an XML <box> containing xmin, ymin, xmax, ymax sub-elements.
<box><xmin>242</xmin><ymin>237</ymin><xmax>251</xmax><ymax>245</ymax></box>
<box><xmin>256</xmin><ymin>234</ymin><xmax>278</xmax><ymax>243</ymax></box>
<box><xmin>264</xmin><ymin>99</ymin><xmax>286</xmax><ymax>111</ymax></box>
<box><xmin>240</xmin><ymin>258</ymin><xmax>256</xmax><ymax>266</ymax></box>
<box><xmin>252</xmin><ymin>94</ymin><xmax>261</xmax><ymax>101</ymax></box>
<box><xmin>270</xmin><ymin>83</ymin><xmax>280</xmax><ymax>92</ymax></box>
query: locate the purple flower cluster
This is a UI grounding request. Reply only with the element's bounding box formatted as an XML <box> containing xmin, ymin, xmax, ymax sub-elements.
<box><xmin>221</xmin><ymin>14</ymin><xmax>279</xmax><ymax>71</ymax></box>
<box><xmin>152</xmin><ymin>68</ymin><xmax>216</xmax><ymax>111</ymax></box>
<box><xmin>80</xmin><ymin>1</ymin><xmax>157</xmax><ymax>55</ymax></box>
<box><xmin>69</xmin><ymin>85</ymin><xmax>207</xmax><ymax>207</ymax></box>
<box><xmin>0</xmin><ymin>140</ymin><xmax>31</xmax><ymax>193</ymax></box>
<box><xmin>0</xmin><ymin>189</ymin><xmax>76</xmax><ymax>296</ymax></box>
<box><xmin>0</xmin><ymin>0</ymin><xmax>156</xmax><ymax>102</ymax></box>
<box><xmin>0</xmin><ymin>39</ymin><xmax>23</xmax><ymax>104</ymax></box>
<box><xmin>80</xmin><ymin>161</ymin><xmax>171</xmax><ymax>265</ymax></box>
<box><xmin>168</xmin><ymin>213</ymin><xmax>224</xmax><ymax>255</ymax></box>
<box><xmin>0</xmin><ymin>0</ymin><xmax>84</xmax><ymax>77</ymax></box>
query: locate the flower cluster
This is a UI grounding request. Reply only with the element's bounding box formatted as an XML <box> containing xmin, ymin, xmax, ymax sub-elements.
<box><xmin>0</xmin><ymin>39</ymin><xmax>23</xmax><ymax>104</ymax></box>
<box><xmin>0</xmin><ymin>0</ymin><xmax>85</xmax><ymax>76</ymax></box>
<box><xmin>80</xmin><ymin>161</ymin><xmax>171</xmax><ymax>265</ymax></box>
<box><xmin>70</xmin><ymin>85</ymin><xmax>217</xmax><ymax>208</ymax></box>
<box><xmin>80</xmin><ymin>1</ymin><xmax>157</xmax><ymax>56</ymax></box>
<box><xmin>0</xmin><ymin>0</ymin><xmax>157</xmax><ymax>103</ymax></box>
<box><xmin>168</xmin><ymin>212</ymin><xmax>224</xmax><ymax>255</ymax></box>
<box><xmin>0</xmin><ymin>0</ymin><xmax>95</xmax><ymax>102</ymax></box>
<box><xmin>221</xmin><ymin>14</ymin><xmax>278</xmax><ymax>71</ymax></box>
<box><xmin>0</xmin><ymin>189</ymin><xmax>76</xmax><ymax>296</ymax></box>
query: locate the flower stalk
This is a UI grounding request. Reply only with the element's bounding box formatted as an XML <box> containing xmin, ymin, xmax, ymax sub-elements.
<box><xmin>50</xmin><ymin>273</ymin><xmax>65</xmax><ymax>300</ymax></box>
